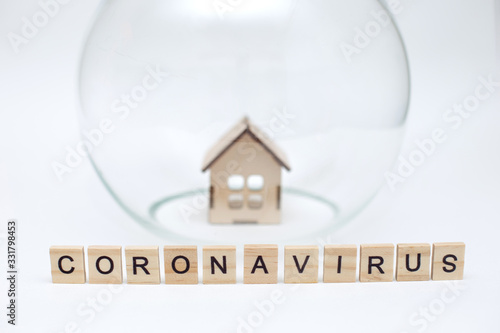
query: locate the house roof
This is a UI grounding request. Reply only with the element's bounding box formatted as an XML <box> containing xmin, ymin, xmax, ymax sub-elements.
<box><xmin>202</xmin><ymin>117</ymin><xmax>291</xmax><ymax>172</ymax></box>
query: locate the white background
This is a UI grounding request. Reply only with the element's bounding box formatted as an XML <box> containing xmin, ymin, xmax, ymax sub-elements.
<box><xmin>1</xmin><ymin>0</ymin><xmax>499</xmax><ymax>332</ymax></box>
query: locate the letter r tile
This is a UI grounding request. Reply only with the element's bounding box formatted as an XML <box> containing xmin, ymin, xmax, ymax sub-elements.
<box><xmin>125</xmin><ymin>246</ymin><xmax>160</xmax><ymax>284</ymax></box>
<box><xmin>359</xmin><ymin>244</ymin><xmax>394</xmax><ymax>282</ymax></box>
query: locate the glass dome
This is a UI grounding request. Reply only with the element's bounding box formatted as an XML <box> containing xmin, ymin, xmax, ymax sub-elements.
<box><xmin>79</xmin><ymin>0</ymin><xmax>410</xmax><ymax>243</ymax></box>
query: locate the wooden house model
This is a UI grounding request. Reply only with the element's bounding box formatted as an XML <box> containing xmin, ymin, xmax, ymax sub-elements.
<box><xmin>202</xmin><ymin>117</ymin><xmax>291</xmax><ymax>224</ymax></box>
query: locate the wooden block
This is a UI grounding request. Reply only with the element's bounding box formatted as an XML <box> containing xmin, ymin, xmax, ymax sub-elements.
<box><xmin>396</xmin><ymin>243</ymin><xmax>430</xmax><ymax>281</ymax></box>
<box><xmin>50</xmin><ymin>246</ymin><xmax>86</xmax><ymax>284</ymax></box>
<box><xmin>323</xmin><ymin>244</ymin><xmax>357</xmax><ymax>283</ymax></box>
<box><xmin>164</xmin><ymin>245</ymin><xmax>198</xmax><ymax>284</ymax></box>
<box><xmin>244</xmin><ymin>244</ymin><xmax>278</xmax><ymax>284</ymax></box>
<box><xmin>284</xmin><ymin>245</ymin><xmax>318</xmax><ymax>283</ymax></box>
<box><xmin>203</xmin><ymin>118</ymin><xmax>287</xmax><ymax>225</ymax></box>
<box><xmin>359</xmin><ymin>244</ymin><xmax>394</xmax><ymax>282</ymax></box>
<box><xmin>125</xmin><ymin>246</ymin><xmax>160</xmax><ymax>284</ymax></box>
<box><xmin>88</xmin><ymin>246</ymin><xmax>123</xmax><ymax>284</ymax></box>
<box><xmin>431</xmin><ymin>242</ymin><xmax>465</xmax><ymax>281</ymax></box>
<box><xmin>203</xmin><ymin>246</ymin><xmax>236</xmax><ymax>284</ymax></box>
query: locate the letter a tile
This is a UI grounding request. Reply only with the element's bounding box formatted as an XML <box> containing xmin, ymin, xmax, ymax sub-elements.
<box><xmin>244</xmin><ymin>245</ymin><xmax>278</xmax><ymax>284</ymax></box>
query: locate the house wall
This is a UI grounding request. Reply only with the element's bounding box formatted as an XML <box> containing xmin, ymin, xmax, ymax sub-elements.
<box><xmin>209</xmin><ymin>132</ymin><xmax>282</xmax><ymax>224</ymax></box>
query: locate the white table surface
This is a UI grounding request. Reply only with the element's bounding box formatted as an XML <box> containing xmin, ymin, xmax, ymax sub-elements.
<box><xmin>1</xmin><ymin>0</ymin><xmax>499</xmax><ymax>332</ymax></box>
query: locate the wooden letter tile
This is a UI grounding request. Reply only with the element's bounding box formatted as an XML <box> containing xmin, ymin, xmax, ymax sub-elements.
<box><xmin>88</xmin><ymin>246</ymin><xmax>123</xmax><ymax>284</ymax></box>
<box><xmin>125</xmin><ymin>246</ymin><xmax>160</xmax><ymax>284</ymax></box>
<box><xmin>164</xmin><ymin>245</ymin><xmax>198</xmax><ymax>284</ymax></box>
<box><xmin>359</xmin><ymin>244</ymin><xmax>394</xmax><ymax>282</ymax></box>
<box><xmin>244</xmin><ymin>244</ymin><xmax>278</xmax><ymax>284</ymax></box>
<box><xmin>396</xmin><ymin>243</ymin><xmax>430</xmax><ymax>281</ymax></box>
<box><xmin>431</xmin><ymin>242</ymin><xmax>465</xmax><ymax>281</ymax></box>
<box><xmin>203</xmin><ymin>246</ymin><xmax>236</xmax><ymax>284</ymax></box>
<box><xmin>323</xmin><ymin>245</ymin><xmax>357</xmax><ymax>283</ymax></box>
<box><xmin>284</xmin><ymin>245</ymin><xmax>318</xmax><ymax>283</ymax></box>
<box><xmin>50</xmin><ymin>246</ymin><xmax>86</xmax><ymax>284</ymax></box>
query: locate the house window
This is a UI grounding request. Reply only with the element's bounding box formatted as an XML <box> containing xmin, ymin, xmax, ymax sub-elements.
<box><xmin>248</xmin><ymin>194</ymin><xmax>263</xmax><ymax>209</ymax></box>
<box><xmin>227</xmin><ymin>175</ymin><xmax>244</xmax><ymax>191</ymax></box>
<box><xmin>247</xmin><ymin>175</ymin><xmax>264</xmax><ymax>191</ymax></box>
<box><xmin>228</xmin><ymin>194</ymin><xmax>244</xmax><ymax>209</ymax></box>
